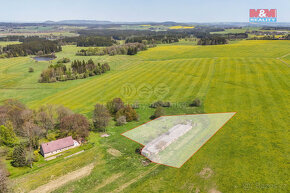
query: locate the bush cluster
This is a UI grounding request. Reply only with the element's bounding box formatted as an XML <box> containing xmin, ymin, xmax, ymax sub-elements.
<box><xmin>150</xmin><ymin>101</ymin><xmax>171</xmax><ymax>108</ymax></box>
<box><xmin>39</xmin><ymin>59</ymin><xmax>110</xmax><ymax>83</ymax></box>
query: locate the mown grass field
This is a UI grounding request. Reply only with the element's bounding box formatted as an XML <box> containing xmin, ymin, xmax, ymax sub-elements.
<box><xmin>0</xmin><ymin>40</ymin><xmax>289</xmax><ymax>192</ymax></box>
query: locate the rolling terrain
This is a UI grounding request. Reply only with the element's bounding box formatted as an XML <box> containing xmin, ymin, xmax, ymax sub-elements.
<box><xmin>0</xmin><ymin>40</ymin><xmax>289</xmax><ymax>192</ymax></box>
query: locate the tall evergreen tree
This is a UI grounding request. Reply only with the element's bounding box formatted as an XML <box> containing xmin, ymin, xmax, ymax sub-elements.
<box><xmin>12</xmin><ymin>144</ymin><xmax>27</xmax><ymax>167</ymax></box>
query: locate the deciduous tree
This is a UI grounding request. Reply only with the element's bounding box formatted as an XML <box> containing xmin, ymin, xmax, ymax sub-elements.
<box><xmin>116</xmin><ymin>105</ymin><xmax>138</xmax><ymax>122</ymax></box>
<box><xmin>93</xmin><ymin>104</ymin><xmax>111</xmax><ymax>132</ymax></box>
<box><xmin>60</xmin><ymin>114</ymin><xmax>90</xmax><ymax>141</ymax></box>
<box><xmin>107</xmin><ymin>98</ymin><xmax>124</xmax><ymax>115</ymax></box>
<box><xmin>0</xmin><ymin>122</ymin><xmax>18</xmax><ymax>147</ymax></box>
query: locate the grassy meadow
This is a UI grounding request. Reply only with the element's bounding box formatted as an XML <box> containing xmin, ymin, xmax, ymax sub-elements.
<box><xmin>0</xmin><ymin>40</ymin><xmax>289</xmax><ymax>192</ymax></box>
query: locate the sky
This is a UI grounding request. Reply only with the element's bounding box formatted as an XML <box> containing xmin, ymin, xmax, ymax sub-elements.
<box><xmin>0</xmin><ymin>0</ymin><xmax>289</xmax><ymax>23</ymax></box>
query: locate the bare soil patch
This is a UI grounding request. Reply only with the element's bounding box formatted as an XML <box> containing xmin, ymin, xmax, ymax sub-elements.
<box><xmin>107</xmin><ymin>148</ymin><xmax>122</xmax><ymax>157</ymax></box>
<box><xmin>29</xmin><ymin>163</ymin><xmax>95</xmax><ymax>193</ymax></box>
<box><xmin>209</xmin><ymin>188</ymin><xmax>221</xmax><ymax>193</ymax></box>
<box><xmin>199</xmin><ymin>167</ymin><xmax>213</xmax><ymax>179</ymax></box>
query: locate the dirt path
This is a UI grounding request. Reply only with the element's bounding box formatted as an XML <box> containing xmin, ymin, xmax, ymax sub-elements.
<box><xmin>94</xmin><ymin>173</ymin><xmax>124</xmax><ymax>192</ymax></box>
<box><xmin>277</xmin><ymin>53</ymin><xmax>289</xmax><ymax>67</ymax></box>
<box><xmin>29</xmin><ymin>163</ymin><xmax>95</xmax><ymax>193</ymax></box>
<box><xmin>277</xmin><ymin>58</ymin><xmax>289</xmax><ymax>67</ymax></box>
<box><xmin>112</xmin><ymin>165</ymin><xmax>159</xmax><ymax>193</ymax></box>
<box><xmin>280</xmin><ymin>53</ymin><xmax>290</xmax><ymax>59</ymax></box>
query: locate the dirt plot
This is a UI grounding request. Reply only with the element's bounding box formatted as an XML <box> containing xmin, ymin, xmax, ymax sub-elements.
<box><xmin>29</xmin><ymin>163</ymin><xmax>95</xmax><ymax>193</ymax></box>
<box><xmin>209</xmin><ymin>188</ymin><xmax>221</xmax><ymax>193</ymax></box>
<box><xmin>199</xmin><ymin>167</ymin><xmax>214</xmax><ymax>179</ymax></box>
<box><xmin>107</xmin><ymin>148</ymin><xmax>122</xmax><ymax>157</ymax></box>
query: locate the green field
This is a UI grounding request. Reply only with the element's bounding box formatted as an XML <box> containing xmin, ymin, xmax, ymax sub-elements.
<box><xmin>0</xmin><ymin>40</ymin><xmax>289</xmax><ymax>192</ymax></box>
<box><xmin>210</xmin><ymin>27</ymin><xmax>259</xmax><ymax>34</ymax></box>
<box><xmin>0</xmin><ymin>25</ymin><xmax>82</xmax><ymax>37</ymax></box>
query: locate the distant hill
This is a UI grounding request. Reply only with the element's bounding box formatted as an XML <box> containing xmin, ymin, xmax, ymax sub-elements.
<box><xmin>42</xmin><ymin>20</ymin><xmax>180</xmax><ymax>26</ymax></box>
<box><xmin>44</xmin><ymin>20</ymin><xmax>113</xmax><ymax>25</ymax></box>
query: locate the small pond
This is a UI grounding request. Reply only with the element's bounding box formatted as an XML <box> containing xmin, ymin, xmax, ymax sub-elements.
<box><xmin>33</xmin><ymin>56</ymin><xmax>55</xmax><ymax>62</ymax></box>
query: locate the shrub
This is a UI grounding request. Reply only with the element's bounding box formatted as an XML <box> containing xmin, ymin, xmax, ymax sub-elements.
<box><xmin>57</xmin><ymin>57</ymin><xmax>70</xmax><ymax>64</ymax></box>
<box><xmin>116</xmin><ymin>116</ymin><xmax>127</xmax><ymax>126</ymax></box>
<box><xmin>60</xmin><ymin>75</ymin><xmax>67</xmax><ymax>81</ymax></box>
<box><xmin>78</xmin><ymin>74</ymin><xmax>84</xmax><ymax>79</ymax></box>
<box><xmin>190</xmin><ymin>98</ymin><xmax>201</xmax><ymax>107</ymax></box>
<box><xmin>135</xmin><ymin>147</ymin><xmax>142</xmax><ymax>154</ymax></box>
<box><xmin>151</xmin><ymin>106</ymin><xmax>165</xmax><ymax>119</ymax></box>
<box><xmin>163</xmin><ymin>102</ymin><xmax>171</xmax><ymax>107</ymax></box>
<box><xmin>33</xmin><ymin>150</ymin><xmax>39</xmax><ymax>162</ymax></box>
<box><xmin>131</xmin><ymin>102</ymin><xmax>139</xmax><ymax>109</ymax></box>
<box><xmin>150</xmin><ymin>101</ymin><xmax>171</xmax><ymax>108</ymax></box>
<box><xmin>116</xmin><ymin>105</ymin><xmax>138</xmax><ymax>122</ymax></box>
<box><xmin>28</xmin><ymin>67</ymin><xmax>34</xmax><ymax>73</ymax></box>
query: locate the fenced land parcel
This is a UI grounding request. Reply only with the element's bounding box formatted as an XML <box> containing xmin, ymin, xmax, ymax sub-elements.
<box><xmin>122</xmin><ymin>113</ymin><xmax>236</xmax><ymax>168</ymax></box>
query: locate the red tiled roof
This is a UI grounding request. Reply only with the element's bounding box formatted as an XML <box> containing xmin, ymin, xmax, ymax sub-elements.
<box><xmin>41</xmin><ymin>136</ymin><xmax>74</xmax><ymax>154</ymax></box>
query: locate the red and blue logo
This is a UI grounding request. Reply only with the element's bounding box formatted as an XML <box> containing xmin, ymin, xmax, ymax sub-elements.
<box><xmin>249</xmin><ymin>9</ymin><xmax>277</xmax><ymax>22</ymax></box>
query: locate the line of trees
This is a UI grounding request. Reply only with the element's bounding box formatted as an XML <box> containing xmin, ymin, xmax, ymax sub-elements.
<box><xmin>39</xmin><ymin>59</ymin><xmax>110</xmax><ymax>83</ymax></box>
<box><xmin>0</xmin><ymin>38</ymin><xmax>61</xmax><ymax>58</ymax></box>
<box><xmin>61</xmin><ymin>36</ymin><xmax>116</xmax><ymax>47</ymax></box>
<box><xmin>223</xmin><ymin>33</ymin><xmax>248</xmax><ymax>39</ymax></box>
<box><xmin>125</xmin><ymin>35</ymin><xmax>179</xmax><ymax>44</ymax></box>
<box><xmin>0</xmin><ymin>35</ymin><xmax>26</xmax><ymax>42</ymax></box>
<box><xmin>197</xmin><ymin>36</ymin><xmax>228</xmax><ymax>45</ymax></box>
<box><xmin>76</xmin><ymin>43</ymin><xmax>148</xmax><ymax>56</ymax></box>
<box><xmin>249</xmin><ymin>34</ymin><xmax>290</xmax><ymax>40</ymax></box>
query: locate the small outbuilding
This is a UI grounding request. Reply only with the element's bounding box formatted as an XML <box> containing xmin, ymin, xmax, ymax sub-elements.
<box><xmin>40</xmin><ymin>136</ymin><xmax>80</xmax><ymax>157</ymax></box>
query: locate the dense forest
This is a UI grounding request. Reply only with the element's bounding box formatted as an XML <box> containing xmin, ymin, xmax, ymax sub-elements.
<box><xmin>39</xmin><ymin>59</ymin><xmax>110</xmax><ymax>83</ymax></box>
<box><xmin>125</xmin><ymin>35</ymin><xmax>179</xmax><ymax>44</ymax></box>
<box><xmin>76</xmin><ymin>42</ymin><xmax>148</xmax><ymax>56</ymax></box>
<box><xmin>0</xmin><ymin>37</ymin><xmax>61</xmax><ymax>58</ymax></box>
<box><xmin>75</xmin><ymin>27</ymin><xmax>224</xmax><ymax>40</ymax></box>
<box><xmin>61</xmin><ymin>36</ymin><xmax>116</xmax><ymax>47</ymax></box>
